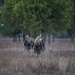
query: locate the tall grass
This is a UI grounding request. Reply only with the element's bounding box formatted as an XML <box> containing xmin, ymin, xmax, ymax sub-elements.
<box><xmin>0</xmin><ymin>50</ymin><xmax>75</xmax><ymax>75</ymax></box>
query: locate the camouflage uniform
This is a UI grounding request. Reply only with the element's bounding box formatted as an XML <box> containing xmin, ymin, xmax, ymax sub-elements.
<box><xmin>33</xmin><ymin>34</ymin><xmax>45</xmax><ymax>55</ymax></box>
<box><xmin>24</xmin><ymin>35</ymin><xmax>32</xmax><ymax>50</ymax></box>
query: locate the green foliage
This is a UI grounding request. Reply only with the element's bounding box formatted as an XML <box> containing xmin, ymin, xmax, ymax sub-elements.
<box><xmin>1</xmin><ymin>0</ymin><xmax>75</xmax><ymax>36</ymax></box>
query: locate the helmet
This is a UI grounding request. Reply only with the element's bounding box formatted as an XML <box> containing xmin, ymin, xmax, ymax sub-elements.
<box><xmin>26</xmin><ymin>35</ymin><xmax>29</xmax><ymax>38</ymax></box>
<box><xmin>39</xmin><ymin>34</ymin><xmax>42</xmax><ymax>37</ymax></box>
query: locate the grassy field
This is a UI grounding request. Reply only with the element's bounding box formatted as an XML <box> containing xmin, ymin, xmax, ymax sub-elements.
<box><xmin>0</xmin><ymin>38</ymin><xmax>75</xmax><ymax>75</ymax></box>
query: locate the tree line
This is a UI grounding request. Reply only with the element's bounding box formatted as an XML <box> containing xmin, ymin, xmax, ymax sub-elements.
<box><xmin>0</xmin><ymin>0</ymin><xmax>75</xmax><ymax>40</ymax></box>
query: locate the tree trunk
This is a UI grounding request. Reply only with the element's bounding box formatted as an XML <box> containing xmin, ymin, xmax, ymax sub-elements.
<box><xmin>48</xmin><ymin>35</ymin><xmax>51</xmax><ymax>46</ymax></box>
<box><xmin>23</xmin><ymin>33</ymin><xmax>26</xmax><ymax>42</ymax></box>
<box><xmin>13</xmin><ymin>34</ymin><xmax>17</xmax><ymax>42</ymax></box>
<box><xmin>71</xmin><ymin>33</ymin><xmax>74</xmax><ymax>42</ymax></box>
<box><xmin>15</xmin><ymin>35</ymin><xmax>17</xmax><ymax>42</ymax></box>
<box><xmin>52</xmin><ymin>34</ymin><xmax>54</xmax><ymax>42</ymax></box>
<box><xmin>13</xmin><ymin>35</ymin><xmax>15</xmax><ymax>42</ymax></box>
<box><xmin>18</xmin><ymin>34</ymin><xmax>20</xmax><ymax>42</ymax></box>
